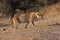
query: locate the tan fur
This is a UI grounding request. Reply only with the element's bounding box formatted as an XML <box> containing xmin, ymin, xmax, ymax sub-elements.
<box><xmin>12</xmin><ymin>15</ymin><xmax>19</xmax><ymax>27</ymax></box>
<box><xmin>12</xmin><ymin>10</ymin><xmax>40</xmax><ymax>28</ymax></box>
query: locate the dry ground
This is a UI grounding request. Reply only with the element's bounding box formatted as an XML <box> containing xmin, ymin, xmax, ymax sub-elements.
<box><xmin>0</xmin><ymin>14</ymin><xmax>60</xmax><ymax>40</ymax></box>
<box><xmin>0</xmin><ymin>2</ymin><xmax>60</xmax><ymax>40</ymax></box>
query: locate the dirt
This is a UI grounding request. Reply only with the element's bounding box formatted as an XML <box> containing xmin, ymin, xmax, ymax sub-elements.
<box><xmin>0</xmin><ymin>14</ymin><xmax>60</xmax><ymax>40</ymax></box>
<box><xmin>0</xmin><ymin>2</ymin><xmax>60</xmax><ymax>40</ymax></box>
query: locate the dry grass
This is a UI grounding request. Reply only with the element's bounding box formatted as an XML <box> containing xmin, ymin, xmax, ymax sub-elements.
<box><xmin>39</xmin><ymin>2</ymin><xmax>60</xmax><ymax>19</ymax></box>
<box><xmin>0</xmin><ymin>2</ymin><xmax>60</xmax><ymax>40</ymax></box>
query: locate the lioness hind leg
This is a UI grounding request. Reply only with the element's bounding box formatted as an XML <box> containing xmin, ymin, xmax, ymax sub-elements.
<box><xmin>12</xmin><ymin>16</ymin><xmax>19</xmax><ymax>29</ymax></box>
<box><xmin>12</xmin><ymin>20</ymin><xmax>18</xmax><ymax>29</ymax></box>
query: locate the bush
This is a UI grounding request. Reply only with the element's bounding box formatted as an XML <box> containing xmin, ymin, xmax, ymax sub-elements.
<box><xmin>0</xmin><ymin>0</ymin><xmax>13</xmax><ymax>17</ymax></box>
<box><xmin>28</xmin><ymin>0</ymin><xmax>46</xmax><ymax>11</ymax></box>
<box><xmin>0</xmin><ymin>0</ymin><xmax>46</xmax><ymax>16</ymax></box>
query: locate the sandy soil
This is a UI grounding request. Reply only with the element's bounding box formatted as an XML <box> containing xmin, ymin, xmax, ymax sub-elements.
<box><xmin>0</xmin><ymin>14</ymin><xmax>60</xmax><ymax>40</ymax></box>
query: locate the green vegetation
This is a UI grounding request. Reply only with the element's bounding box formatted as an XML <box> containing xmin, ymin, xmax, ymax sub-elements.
<box><xmin>0</xmin><ymin>0</ymin><xmax>46</xmax><ymax>12</ymax></box>
<box><xmin>0</xmin><ymin>0</ymin><xmax>12</xmax><ymax>16</ymax></box>
<box><xmin>0</xmin><ymin>0</ymin><xmax>46</xmax><ymax>17</ymax></box>
<box><xmin>29</xmin><ymin>0</ymin><xmax>46</xmax><ymax>8</ymax></box>
<box><xmin>0</xmin><ymin>0</ymin><xmax>59</xmax><ymax>17</ymax></box>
